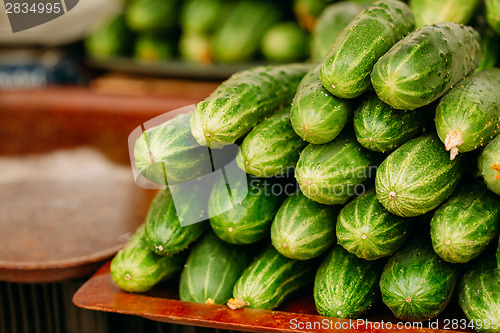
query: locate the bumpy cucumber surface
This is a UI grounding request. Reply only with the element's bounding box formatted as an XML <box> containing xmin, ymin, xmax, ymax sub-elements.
<box><xmin>375</xmin><ymin>134</ymin><xmax>465</xmax><ymax>217</ymax></box>
<box><xmin>320</xmin><ymin>0</ymin><xmax>415</xmax><ymax>99</ymax></box>
<box><xmin>236</xmin><ymin>108</ymin><xmax>308</xmax><ymax>177</ymax></box>
<box><xmin>271</xmin><ymin>191</ymin><xmax>339</xmax><ymax>260</ymax></box>
<box><xmin>191</xmin><ymin>64</ymin><xmax>310</xmax><ymax>149</ymax></box>
<box><xmin>371</xmin><ymin>22</ymin><xmax>482</xmax><ymax>110</ymax></box>
<box><xmin>435</xmin><ymin>68</ymin><xmax>500</xmax><ymax>160</ymax></box>
<box><xmin>353</xmin><ymin>93</ymin><xmax>427</xmax><ymax>153</ymax></box>
<box><xmin>410</xmin><ymin>0</ymin><xmax>481</xmax><ymax>28</ymax></box>
<box><xmin>291</xmin><ymin>65</ymin><xmax>354</xmax><ymax>144</ymax></box>
<box><xmin>337</xmin><ymin>190</ymin><xmax>410</xmax><ymax>260</ymax></box>
<box><xmin>479</xmin><ymin>134</ymin><xmax>500</xmax><ymax>195</ymax></box>
<box><xmin>486</xmin><ymin>0</ymin><xmax>500</xmax><ymax>34</ymax></box>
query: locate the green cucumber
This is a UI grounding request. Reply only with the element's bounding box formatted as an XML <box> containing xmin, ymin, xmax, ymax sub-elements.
<box><xmin>498</xmin><ymin>237</ymin><xmax>500</xmax><ymax>269</ymax></box>
<box><xmin>85</xmin><ymin>14</ymin><xmax>134</xmax><ymax>58</ymax></box>
<box><xmin>208</xmin><ymin>175</ymin><xmax>283</xmax><ymax>244</ymax></box>
<box><xmin>314</xmin><ymin>246</ymin><xmax>382</xmax><ymax>319</ymax></box>
<box><xmin>410</xmin><ymin>0</ymin><xmax>481</xmax><ymax>28</ymax></box>
<box><xmin>479</xmin><ymin>134</ymin><xmax>500</xmax><ymax>195</ymax></box>
<box><xmin>336</xmin><ymin>190</ymin><xmax>410</xmax><ymax>260</ymax></box>
<box><xmin>379</xmin><ymin>240</ymin><xmax>459</xmax><ymax>321</ymax></box>
<box><xmin>320</xmin><ymin>0</ymin><xmax>415</xmax><ymax>99</ymax></box>
<box><xmin>110</xmin><ymin>225</ymin><xmax>187</xmax><ymax>293</ymax></box>
<box><xmin>236</xmin><ymin>108</ymin><xmax>308</xmax><ymax>178</ymax></box>
<box><xmin>261</xmin><ymin>22</ymin><xmax>310</xmax><ymax>63</ymax></box>
<box><xmin>191</xmin><ymin>64</ymin><xmax>311</xmax><ymax>149</ymax></box>
<box><xmin>291</xmin><ymin>65</ymin><xmax>354</xmax><ymax>144</ymax></box>
<box><xmin>431</xmin><ymin>183</ymin><xmax>500</xmax><ymax>264</ymax></box>
<box><xmin>353</xmin><ymin>93</ymin><xmax>427</xmax><ymax>153</ymax></box>
<box><xmin>271</xmin><ymin>191</ymin><xmax>339</xmax><ymax>260</ymax></box>
<box><xmin>295</xmin><ymin>132</ymin><xmax>381</xmax><ymax>205</ymax></box>
<box><xmin>180</xmin><ymin>0</ymin><xmax>225</xmax><ymax>34</ymax></box>
<box><xmin>476</xmin><ymin>27</ymin><xmax>500</xmax><ymax>72</ymax></box>
<box><xmin>229</xmin><ymin>246</ymin><xmax>316</xmax><ymax>310</ymax></box>
<box><xmin>371</xmin><ymin>22</ymin><xmax>482</xmax><ymax>110</ymax></box>
<box><xmin>179</xmin><ymin>33</ymin><xmax>213</xmax><ymax>64</ymax></box>
<box><xmin>375</xmin><ymin>134</ymin><xmax>465</xmax><ymax>217</ymax></box>
<box><xmin>486</xmin><ymin>0</ymin><xmax>500</xmax><ymax>34</ymax></box>
<box><xmin>134</xmin><ymin>34</ymin><xmax>175</xmax><ymax>62</ymax></box>
<box><xmin>435</xmin><ymin>68</ymin><xmax>500</xmax><ymax>160</ymax></box>
<box><xmin>145</xmin><ymin>189</ymin><xmax>208</xmax><ymax>255</ymax></box>
<box><xmin>179</xmin><ymin>232</ymin><xmax>251</xmax><ymax>305</ymax></box>
<box><xmin>459</xmin><ymin>255</ymin><xmax>500</xmax><ymax>332</ymax></box>
<box><xmin>134</xmin><ymin>113</ymin><xmax>211</xmax><ymax>186</ymax></box>
<box><xmin>126</xmin><ymin>0</ymin><xmax>179</xmax><ymax>32</ymax></box>
<box><xmin>311</xmin><ymin>2</ymin><xmax>364</xmax><ymax>62</ymax></box>
<box><xmin>293</xmin><ymin>0</ymin><xmax>330</xmax><ymax>31</ymax></box>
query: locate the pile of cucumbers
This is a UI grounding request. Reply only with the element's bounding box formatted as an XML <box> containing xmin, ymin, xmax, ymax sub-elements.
<box><xmin>111</xmin><ymin>0</ymin><xmax>500</xmax><ymax>330</ymax></box>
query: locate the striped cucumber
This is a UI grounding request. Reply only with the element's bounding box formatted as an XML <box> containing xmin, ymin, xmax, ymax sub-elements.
<box><xmin>314</xmin><ymin>246</ymin><xmax>382</xmax><ymax>319</ymax></box>
<box><xmin>110</xmin><ymin>225</ymin><xmax>187</xmax><ymax>293</ymax></box>
<box><xmin>228</xmin><ymin>246</ymin><xmax>316</xmax><ymax>310</ymax></box>
<box><xmin>372</xmin><ymin>22</ymin><xmax>482</xmax><ymax>110</ymax></box>
<box><xmin>486</xmin><ymin>0</ymin><xmax>500</xmax><ymax>34</ymax></box>
<box><xmin>353</xmin><ymin>93</ymin><xmax>427</xmax><ymax>153</ymax></box>
<box><xmin>271</xmin><ymin>190</ymin><xmax>339</xmax><ymax>260</ymax></box>
<box><xmin>291</xmin><ymin>65</ymin><xmax>354</xmax><ymax>144</ymax></box>
<box><xmin>479</xmin><ymin>134</ymin><xmax>500</xmax><ymax>195</ymax></box>
<box><xmin>436</xmin><ymin>68</ymin><xmax>500</xmax><ymax>160</ymax></box>
<box><xmin>191</xmin><ymin>64</ymin><xmax>311</xmax><ymax>149</ymax></box>
<box><xmin>320</xmin><ymin>0</ymin><xmax>415</xmax><ymax>99</ymax></box>
<box><xmin>236</xmin><ymin>108</ymin><xmax>308</xmax><ymax>178</ymax></box>
<box><xmin>179</xmin><ymin>232</ymin><xmax>251</xmax><ymax>305</ymax></box>
<box><xmin>295</xmin><ymin>132</ymin><xmax>381</xmax><ymax>205</ymax></box>
<box><xmin>375</xmin><ymin>134</ymin><xmax>465</xmax><ymax>217</ymax></box>
<box><xmin>410</xmin><ymin>0</ymin><xmax>481</xmax><ymax>28</ymax></box>
<box><xmin>337</xmin><ymin>190</ymin><xmax>410</xmax><ymax>260</ymax></box>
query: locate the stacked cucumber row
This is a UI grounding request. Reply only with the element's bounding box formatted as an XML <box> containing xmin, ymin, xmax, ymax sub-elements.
<box><xmin>112</xmin><ymin>0</ymin><xmax>500</xmax><ymax>330</ymax></box>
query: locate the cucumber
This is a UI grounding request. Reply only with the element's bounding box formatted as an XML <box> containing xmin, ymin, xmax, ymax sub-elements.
<box><xmin>336</xmin><ymin>190</ymin><xmax>410</xmax><ymax>260</ymax></box>
<box><xmin>85</xmin><ymin>14</ymin><xmax>134</xmax><ymax>58</ymax></box>
<box><xmin>110</xmin><ymin>225</ymin><xmax>187</xmax><ymax>293</ymax></box>
<box><xmin>145</xmin><ymin>189</ymin><xmax>208</xmax><ymax>255</ymax></box>
<box><xmin>353</xmin><ymin>93</ymin><xmax>427</xmax><ymax>153</ymax></box>
<box><xmin>410</xmin><ymin>0</ymin><xmax>481</xmax><ymax>28</ymax></box>
<box><xmin>431</xmin><ymin>183</ymin><xmax>500</xmax><ymax>264</ymax></box>
<box><xmin>459</xmin><ymin>255</ymin><xmax>500</xmax><ymax>332</ymax></box>
<box><xmin>134</xmin><ymin>113</ymin><xmax>211</xmax><ymax>186</ymax></box>
<box><xmin>293</xmin><ymin>0</ymin><xmax>330</xmax><ymax>31</ymax></box>
<box><xmin>229</xmin><ymin>246</ymin><xmax>316</xmax><ymax>310</ymax></box>
<box><xmin>375</xmin><ymin>134</ymin><xmax>465</xmax><ymax>217</ymax></box>
<box><xmin>311</xmin><ymin>2</ymin><xmax>364</xmax><ymax>62</ymax></box>
<box><xmin>498</xmin><ymin>237</ymin><xmax>500</xmax><ymax>269</ymax></box>
<box><xmin>236</xmin><ymin>108</ymin><xmax>308</xmax><ymax>178</ymax></box>
<box><xmin>180</xmin><ymin>0</ymin><xmax>225</xmax><ymax>34</ymax></box>
<box><xmin>291</xmin><ymin>65</ymin><xmax>354</xmax><ymax>144</ymax></box>
<box><xmin>320</xmin><ymin>0</ymin><xmax>415</xmax><ymax>99</ymax></box>
<box><xmin>179</xmin><ymin>232</ymin><xmax>251</xmax><ymax>305</ymax></box>
<box><xmin>371</xmin><ymin>22</ymin><xmax>482</xmax><ymax>110</ymax></box>
<box><xmin>271</xmin><ymin>190</ymin><xmax>339</xmax><ymax>260</ymax></box>
<box><xmin>261</xmin><ymin>22</ymin><xmax>310</xmax><ymax>63</ymax></box>
<box><xmin>435</xmin><ymin>68</ymin><xmax>500</xmax><ymax>160</ymax></box>
<box><xmin>314</xmin><ymin>246</ymin><xmax>382</xmax><ymax>319</ymax></box>
<box><xmin>295</xmin><ymin>132</ymin><xmax>381</xmax><ymax>205</ymax></box>
<box><xmin>486</xmin><ymin>0</ymin><xmax>500</xmax><ymax>34</ymax></box>
<box><xmin>126</xmin><ymin>0</ymin><xmax>179</xmax><ymax>32</ymax></box>
<box><xmin>179</xmin><ymin>33</ymin><xmax>213</xmax><ymax>64</ymax></box>
<box><xmin>191</xmin><ymin>64</ymin><xmax>311</xmax><ymax>149</ymax></box>
<box><xmin>134</xmin><ymin>34</ymin><xmax>175</xmax><ymax>62</ymax></box>
<box><xmin>476</xmin><ymin>27</ymin><xmax>500</xmax><ymax>72</ymax></box>
<box><xmin>379</xmin><ymin>240</ymin><xmax>459</xmax><ymax>321</ymax></box>
<box><xmin>208</xmin><ymin>175</ymin><xmax>283</xmax><ymax>244</ymax></box>
<box><xmin>479</xmin><ymin>134</ymin><xmax>500</xmax><ymax>195</ymax></box>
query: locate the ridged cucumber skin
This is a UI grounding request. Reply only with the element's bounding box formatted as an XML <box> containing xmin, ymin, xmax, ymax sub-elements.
<box><xmin>336</xmin><ymin>191</ymin><xmax>410</xmax><ymax>260</ymax></box>
<box><xmin>353</xmin><ymin>93</ymin><xmax>427</xmax><ymax>153</ymax></box>
<box><xmin>145</xmin><ymin>190</ymin><xmax>208</xmax><ymax>256</ymax></box>
<box><xmin>208</xmin><ymin>176</ymin><xmax>283</xmax><ymax>244</ymax></box>
<box><xmin>320</xmin><ymin>0</ymin><xmax>415</xmax><ymax>99</ymax></box>
<box><xmin>295</xmin><ymin>133</ymin><xmax>381</xmax><ymax>205</ymax></box>
<box><xmin>134</xmin><ymin>113</ymin><xmax>211</xmax><ymax>186</ymax></box>
<box><xmin>236</xmin><ymin>108</ymin><xmax>308</xmax><ymax>178</ymax></box>
<box><xmin>479</xmin><ymin>135</ymin><xmax>500</xmax><ymax>195</ymax></box>
<box><xmin>379</xmin><ymin>241</ymin><xmax>459</xmax><ymax>321</ymax></box>
<box><xmin>435</xmin><ymin>68</ymin><xmax>500</xmax><ymax>159</ymax></box>
<box><xmin>191</xmin><ymin>64</ymin><xmax>311</xmax><ymax>149</ymax></box>
<box><xmin>179</xmin><ymin>232</ymin><xmax>251</xmax><ymax>305</ymax></box>
<box><xmin>371</xmin><ymin>22</ymin><xmax>482</xmax><ymax>110</ymax></box>
<box><xmin>291</xmin><ymin>65</ymin><xmax>354</xmax><ymax>144</ymax></box>
<box><xmin>459</xmin><ymin>255</ymin><xmax>500</xmax><ymax>332</ymax></box>
<box><xmin>486</xmin><ymin>0</ymin><xmax>500</xmax><ymax>34</ymax></box>
<box><xmin>410</xmin><ymin>0</ymin><xmax>481</xmax><ymax>28</ymax></box>
<box><xmin>232</xmin><ymin>246</ymin><xmax>316</xmax><ymax>310</ymax></box>
<box><xmin>311</xmin><ymin>2</ymin><xmax>365</xmax><ymax>62</ymax></box>
<box><xmin>314</xmin><ymin>246</ymin><xmax>382</xmax><ymax>319</ymax></box>
<box><xmin>375</xmin><ymin>134</ymin><xmax>465</xmax><ymax>217</ymax></box>
<box><xmin>271</xmin><ymin>191</ymin><xmax>339</xmax><ymax>260</ymax></box>
<box><xmin>110</xmin><ymin>226</ymin><xmax>187</xmax><ymax>293</ymax></box>
<box><xmin>431</xmin><ymin>183</ymin><xmax>500</xmax><ymax>264</ymax></box>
